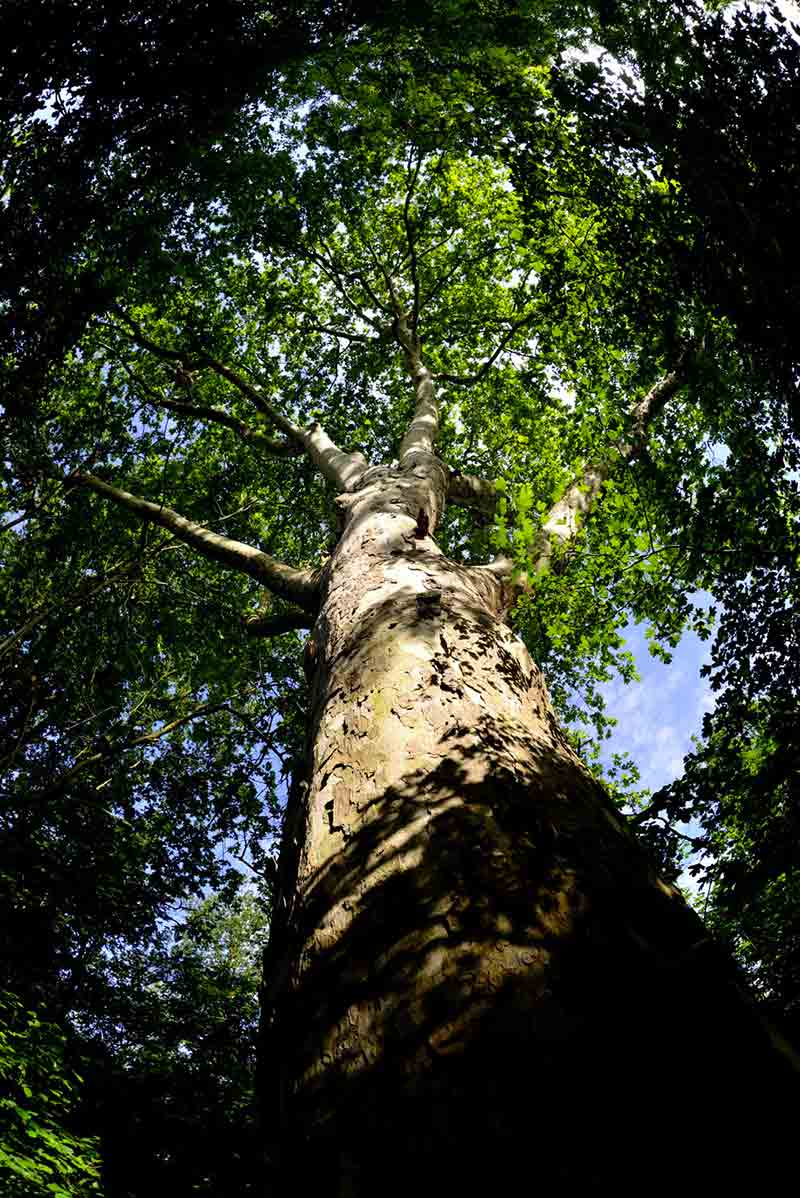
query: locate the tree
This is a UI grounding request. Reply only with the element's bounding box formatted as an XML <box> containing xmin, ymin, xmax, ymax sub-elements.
<box><xmin>2</xmin><ymin>4</ymin><xmax>799</xmax><ymax>1193</ymax></box>
<box><xmin>80</xmin><ymin>892</ymin><xmax>269</xmax><ymax>1198</ymax></box>
<box><xmin>652</xmin><ymin>696</ymin><xmax>800</xmax><ymax>1043</ymax></box>
<box><xmin>559</xmin><ymin>0</ymin><xmax>800</xmax><ymax>405</ymax></box>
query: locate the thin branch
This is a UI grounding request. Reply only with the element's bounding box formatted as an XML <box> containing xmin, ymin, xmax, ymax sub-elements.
<box><xmin>301</xmin><ymin>320</ymin><xmax>372</xmax><ymax>344</ymax></box>
<box><xmin>140</xmin><ymin>391</ymin><xmax>303</xmax><ymax>457</ymax></box>
<box><xmin>110</xmin><ymin>306</ymin><xmax>203</xmax><ymax>367</ymax></box>
<box><xmin>24</xmin><ymin>699</ymin><xmax>240</xmax><ymax>805</ymax></box>
<box><xmin>0</xmin><ymin>555</ymin><xmax>137</xmax><ymax>661</ymax></box>
<box><xmin>72</xmin><ymin>472</ymin><xmax>320</xmax><ymax>610</ymax></box>
<box><xmin>197</xmin><ymin>352</ymin><xmax>304</xmax><ymax>436</ymax></box>
<box><xmin>128</xmin><ymin>699</ymin><xmax>230</xmax><ymax>746</ymax></box>
<box><xmin>0</xmin><ymin>510</ymin><xmax>30</xmax><ymax>534</ymax></box>
<box><xmin>402</xmin><ymin>147</ymin><xmax>424</xmax><ymax>332</ymax></box>
<box><xmin>301</xmin><ymin>246</ymin><xmax>386</xmax><ymax>332</ymax></box>
<box><xmin>418</xmin><ymin>239</ymin><xmax>500</xmax><ymax>312</ymax></box>
<box><xmin>111</xmin><ymin>354</ymin><xmax>302</xmax><ymax>456</ymax></box>
<box><xmin>435</xmin><ymin>312</ymin><xmax>536</xmax><ymax>386</ymax></box>
<box><xmin>110</xmin><ymin>308</ymin><xmax>307</xmax><ymax>447</ymax></box>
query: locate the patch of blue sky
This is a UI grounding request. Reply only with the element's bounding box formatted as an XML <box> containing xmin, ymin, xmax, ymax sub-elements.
<box><xmin>597</xmin><ymin>609</ymin><xmax>718</xmax><ymax>896</ymax></box>
<box><xmin>600</xmin><ymin>615</ymin><xmax>714</xmax><ymax>795</ymax></box>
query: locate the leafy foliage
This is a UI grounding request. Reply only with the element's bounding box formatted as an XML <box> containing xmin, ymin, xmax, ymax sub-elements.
<box><xmin>0</xmin><ymin>991</ymin><xmax>101</xmax><ymax>1197</ymax></box>
<box><xmin>650</xmin><ymin>697</ymin><xmax>800</xmax><ymax>1040</ymax></box>
<box><xmin>80</xmin><ymin>892</ymin><xmax>269</xmax><ymax>1198</ymax></box>
<box><xmin>2</xmin><ymin>1</ymin><xmax>800</xmax><ymax>1192</ymax></box>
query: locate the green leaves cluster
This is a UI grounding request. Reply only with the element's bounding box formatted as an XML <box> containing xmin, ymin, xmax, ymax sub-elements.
<box><xmin>0</xmin><ymin>992</ymin><xmax>101</xmax><ymax>1197</ymax></box>
<box><xmin>3</xmin><ymin>0</ymin><xmax>800</xmax><ymax>1187</ymax></box>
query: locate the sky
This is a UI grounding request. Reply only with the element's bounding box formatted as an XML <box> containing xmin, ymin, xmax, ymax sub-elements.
<box><xmin>599</xmin><ymin>618</ymin><xmax>714</xmax><ymax>794</ymax></box>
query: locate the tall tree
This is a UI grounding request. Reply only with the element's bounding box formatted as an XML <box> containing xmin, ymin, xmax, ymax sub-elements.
<box><xmin>2</xmin><ymin>5</ymin><xmax>798</xmax><ymax>1193</ymax></box>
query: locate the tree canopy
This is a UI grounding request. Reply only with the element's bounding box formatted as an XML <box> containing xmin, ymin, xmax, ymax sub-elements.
<box><xmin>2</xmin><ymin>2</ymin><xmax>798</xmax><ymax>1193</ymax></box>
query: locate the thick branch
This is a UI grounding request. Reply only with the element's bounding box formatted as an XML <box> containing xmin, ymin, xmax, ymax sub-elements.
<box><xmin>447</xmin><ymin>471</ymin><xmax>497</xmax><ymax>514</ymax></box>
<box><xmin>304</xmin><ymin>423</ymin><xmax>369</xmax><ymax>490</ymax></box>
<box><xmin>242</xmin><ymin>608</ymin><xmax>314</xmax><ymax>637</ymax></box>
<box><xmin>527</xmin><ymin>462</ymin><xmax>610</xmax><ymax>575</ymax></box>
<box><xmin>397</xmin><ymin>314</ymin><xmax>439</xmax><ymax>463</ymax></box>
<box><xmin>488</xmin><ymin>352</ymin><xmax>693</xmax><ymax>583</ymax></box>
<box><xmin>73</xmin><ymin>472</ymin><xmax>320</xmax><ymax>610</ymax></box>
<box><xmin>623</xmin><ymin>347</ymin><xmax>694</xmax><ymax>458</ymax></box>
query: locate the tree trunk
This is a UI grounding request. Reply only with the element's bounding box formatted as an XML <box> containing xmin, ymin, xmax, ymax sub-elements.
<box><xmin>261</xmin><ymin>467</ymin><xmax>794</xmax><ymax>1195</ymax></box>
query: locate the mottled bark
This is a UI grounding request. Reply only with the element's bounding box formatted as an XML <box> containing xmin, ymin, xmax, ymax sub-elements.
<box><xmin>262</xmin><ymin>470</ymin><xmax>794</xmax><ymax>1196</ymax></box>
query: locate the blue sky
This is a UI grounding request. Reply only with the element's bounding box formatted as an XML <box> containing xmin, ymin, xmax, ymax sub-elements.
<box><xmin>596</xmin><ymin>619</ymin><xmax>717</xmax><ymax>896</ymax></box>
<box><xmin>600</xmin><ymin>621</ymin><xmax>715</xmax><ymax>795</ymax></box>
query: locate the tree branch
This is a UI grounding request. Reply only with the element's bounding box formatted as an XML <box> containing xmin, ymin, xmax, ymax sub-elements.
<box><xmin>0</xmin><ymin>554</ymin><xmax>138</xmax><ymax>661</ymax></box>
<box><xmin>72</xmin><ymin>472</ymin><xmax>320</xmax><ymax>610</ymax></box>
<box><xmin>111</xmin><ymin>306</ymin><xmax>204</xmax><ymax>367</ymax></box>
<box><xmin>197</xmin><ymin>355</ymin><xmax>368</xmax><ymax>490</ymax></box>
<box><xmin>487</xmin><ymin>350</ymin><xmax>694</xmax><ymax>583</ymax></box>
<box><xmin>139</xmin><ymin>389</ymin><xmax>303</xmax><ymax>456</ymax></box>
<box><xmin>435</xmin><ymin>311</ymin><xmax>536</xmax><ymax>386</ymax></box>
<box><xmin>112</xmin><ymin>312</ymin><xmax>368</xmax><ymax>490</ymax></box>
<box><xmin>447</xmin><ymin>471</ymin><xmax>497</xmax><ymax>514</ymax></box>
<box><xmin>397</xmin><ymin>314</ymin><xmax>440</xmax><ymax>463</ymax></box>
<box><xmin>242</xmin><ymin>608</ymin><xmax>314</xmax><ymax>637</ymax></box>
<box><xmin>301</xmin><ymin>320</ymin><xmax>372</xmax><ymax>344</ymax></box>
<box><xmin>402</xmin><ymin>146</ymin><xmax>424</xmax><ymax>333</ymax></box>
<box><xmin>301</xmin><ymin>246</ymin><xmax>387</xmax><ymax>332</ymax></box>
<box><xmin>110</xmin><ymin>308</ymin><xmax>303</xmax><ymax>436</ymax></box>
<box><xmin>128</xmin><ymin>699</ymin><xmax>231</xmax><ymax>746</ymax></box>
<box><xmin>622</xmin><ymin>345</ymin><xmax>694</xmax><ymax>459</ymax></box>
<box><xmin>196</xmin><ymin>352</ymin><xmax>304</xmax><ymax>433</ymax></box>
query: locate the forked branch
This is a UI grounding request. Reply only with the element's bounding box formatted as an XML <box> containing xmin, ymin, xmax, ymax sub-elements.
<box><xmin>435</xmin><ymin>311</ymin><xmax>536</xmax><ymax>387</ymax></box>
<box><xmin>447</xmin><ymin>471</ymin><xmax>498</xmax><ymax>515</ymax></box>
<box><xmin>122</xmin><ymin>365</ymin><xmax>303</xmax><ymax>457</ymax></box>
<box><xmin>482</xmin><ymin>350</ymin><xmax>694</xmax><ymax>583</ymax></box>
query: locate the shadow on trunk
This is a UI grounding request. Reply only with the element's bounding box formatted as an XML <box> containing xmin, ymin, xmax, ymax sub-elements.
<box><xmin>262</xmin><ymin>718</ymin><xmax>796</xmax><ymax>1194</ymax></box>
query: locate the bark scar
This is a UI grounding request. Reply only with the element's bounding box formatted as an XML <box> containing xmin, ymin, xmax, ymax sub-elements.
<box><xmin>403</xmin><ymin>508</ymin><xmax>431</xmax><ymax>547</ymax></box>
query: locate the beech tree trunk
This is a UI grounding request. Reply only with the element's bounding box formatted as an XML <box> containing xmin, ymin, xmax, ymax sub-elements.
<box><xmin>261</xmin><ymin>465</ymin><xmax>795</xmax><ymax>1195</ymax></box>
